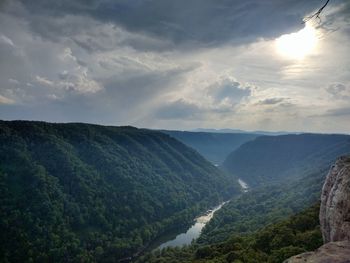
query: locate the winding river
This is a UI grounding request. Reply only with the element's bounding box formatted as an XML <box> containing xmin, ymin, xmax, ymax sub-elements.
<box><xmin>155</xmin><ymin>178</ymin><xmax>249</xmax><ymax>249</ymax></box>
<box><xmin>157</xmin><ymin>201</ymin><xmax>227</xmax><ymax>249</ymax></box>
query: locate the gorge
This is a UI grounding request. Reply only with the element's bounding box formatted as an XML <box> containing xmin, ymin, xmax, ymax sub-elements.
<box><xmin>1</xmin><ymin>120</ymin><xmax>350</xmax><ymax>263</ymax></box>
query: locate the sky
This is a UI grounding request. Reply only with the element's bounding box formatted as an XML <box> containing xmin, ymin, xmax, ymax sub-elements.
<box><xmin>0</xmin><ymin>0</ymin><xmax>349</xmax><ymax>133</ymax></box>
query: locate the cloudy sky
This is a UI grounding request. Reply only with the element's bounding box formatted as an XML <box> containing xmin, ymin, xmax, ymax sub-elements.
<box><xmin>0</xmin><ymin>0</ymin><xmax>349</xmax><ymax>133</ymax></box>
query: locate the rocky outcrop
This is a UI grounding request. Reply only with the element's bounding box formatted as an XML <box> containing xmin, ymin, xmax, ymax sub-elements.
<box><xmin>320</xmin><ymin>155</ymin><xmax>350</xmax><ymax>243</ymax></box>
<box><xmin>284</xmin><ymin>156</ymin><xmax>350</xmax><ymax>263</ymax></box>
<box><xmin>284</xmin><ymin>241</ymin><xmax>350</xmax><ymax>263</ymax></box>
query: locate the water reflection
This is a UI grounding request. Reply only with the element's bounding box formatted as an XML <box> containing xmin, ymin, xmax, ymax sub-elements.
<box><xmin>158</xmin><ymin>202</ymin><xmax>226</xmax><ymax>249</ymax></box>
<box><xmin>238</xmin><ymin>178</ymin><xmax>249</xmax><ymax>192</ymax></box>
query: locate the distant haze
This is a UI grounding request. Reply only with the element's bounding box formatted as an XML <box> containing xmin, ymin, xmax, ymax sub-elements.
<box><xmin>191</xmin><ymin>128</ymin><xmax>301</xmax><ymax>136</ymax></box>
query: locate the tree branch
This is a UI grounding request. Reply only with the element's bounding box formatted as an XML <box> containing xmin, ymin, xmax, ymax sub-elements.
<box><xmin>303</xmin><ymin>0</ymin><xmax>330</xmax><ymax>23</ymax></box>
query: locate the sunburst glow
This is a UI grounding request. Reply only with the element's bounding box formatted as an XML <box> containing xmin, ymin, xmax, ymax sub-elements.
<box><xmin>275</xmin><ymin>24</ymin><xmax>318</xmax><ymax>59</ymax></box>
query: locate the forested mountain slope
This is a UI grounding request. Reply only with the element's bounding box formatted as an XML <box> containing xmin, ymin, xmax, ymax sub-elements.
<box><xmin>223</xmin><ymin>134</ymin><xmax>350</xmax><ymax>187</ymax></box>
<box><xmin>198</xmin><ymin>166</ymin><xmax>327</xmax><ymax>245</ymax></box>
<box><xmin>162</xmin><ymin>130</ymin><xmax>258</xmax><ymax>165</ymax></box>
<box><xmin>0</xmin><ymin>121</ymin><xmax>239</xmax><ymax>262</ymax></box>
<box><xmin>201</xmin><ymin>134</ymin><xmax>350</xmax><ymax>244</ymax></box>
<box><xmin>137</xmin><ymin>135</ymin><xmax>350</xmax><ymax>263</ymax></box>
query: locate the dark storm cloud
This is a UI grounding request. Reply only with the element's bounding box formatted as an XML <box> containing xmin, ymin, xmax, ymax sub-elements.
<box><xmin>13</xmin><ymin>0</ymin><xmax>323</xmax><ymax>48</ymax></box>
<box><xmin>1</xmin><ymin>0</ymin><xmax>350</xmax><ymax>133</ymax></box>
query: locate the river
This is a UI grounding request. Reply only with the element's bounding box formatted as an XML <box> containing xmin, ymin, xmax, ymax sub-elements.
<box><xmin>155</xmin><ymin>178</ymin><xmax>250</xmax><ymax>249</ymax></box>
<box><xmin>238</xmin><ymin>178</ymin><xmax>249</xmax><ymax>192</ymax></box>
<box><xmin>157</xmin><ymin>178</ymin><xmax>249</xmax><ymax>249</ymax></box>
<box><xmin>157</xmin><ymin>201</ymin><xmax>227</xmax><ymax>249</ymax></box>
<box><xmin>118</xmin><ymin>178</ymin><xmax>250</xmax><ymax>262</ymax></box>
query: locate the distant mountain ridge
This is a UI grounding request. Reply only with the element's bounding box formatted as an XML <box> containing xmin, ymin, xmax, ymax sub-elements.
<box><xmin>0</xmin><ymin>120</ymin><xmax>239</xmax><ymax>262</ymax></box>
<box><xmin>197</xmin><ymin>133</ymin><xmax>350</xmax><ymax>244</ymax></box>
<box><xmin>161</xmin><ymin>130</ymin><xmax>259</xmax><ymax>164</ymax></box>
<box><xmin>223</xmin><ymin>133</ymin><xmax>350</xmax><ymax>187</ymax></box>
<box><xmin>192</xmin><ymin>128</ymin><xmax>300</xmax><ymax>136</ymax></box>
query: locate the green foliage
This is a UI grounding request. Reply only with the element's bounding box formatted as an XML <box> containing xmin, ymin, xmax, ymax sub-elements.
<box><xmin>223</xmin><ymin>134</ymin><xmax>350</xmax><ymax>187</ymax></box>
<box><xmin>0</xmin><ymin>120</ymin><xmax>239</xmax><ymax>262</ymax></box>
<box><xmin>199</xmin><ymin>133</ymin><xmax>350</xmax><ymax>245</ymax></box>
<box><xmin>136</xmin><ymin>132</ymin><xmax>350</xmax><ymax>262</ymax></box>
<box><xmin>198</xmin><ymin>166</ymin><xmax>327</xmax><ymax>244</ymax></box>
<box><xmin>140</xmin><ymin>204</ymin><xmax>322</xmax><ymax>263</ymax></box>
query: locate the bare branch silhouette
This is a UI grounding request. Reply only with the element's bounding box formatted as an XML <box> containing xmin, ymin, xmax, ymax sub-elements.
<box><xmin>303</xmin><ymin>0</ymin><xmax>330</xmax><ymax>23</ymax></box>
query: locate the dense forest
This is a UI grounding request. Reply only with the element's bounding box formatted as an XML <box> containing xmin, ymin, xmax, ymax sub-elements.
<box><xmin>0</xmin><ymin>121</ymin><xmax>240</xmax><ymax>262</ymax></box>
<box><xmin>136</xmin><ymin>133</ymin><xmax>350</xmax><ymax>263</ymax></box>
<box><xmin>223</xmin><ymin>134</ymin><xmax>350</xmax><ymax>187</ymax></box>
<box><xmin>2</xmin><ymin>121</ymin><xmax>349</xmax><ymax>263</ymax></box>
<box><xmin>162</xmin><ymin>131</ymin><xmax>258</xmax><ymax>165</ymax></box>
<box><xmin>198</xmin><ymin>167</ymin><xmax>327</xmax><ymax>245</ymax></box>
<box><xmin>137</xmin><ymin>203</ymin><xmax>322</xmax><ymax>263</ymax></box>
<box><xmin>199</xmin><ymin>133</ymin><xmax>350</xmax><ymax>245</ymax></box>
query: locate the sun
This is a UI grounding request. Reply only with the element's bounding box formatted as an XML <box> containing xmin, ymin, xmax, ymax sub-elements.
<box><xmin>275</xmin><ymin>24</ymin><xmax>318</xmax><ymax>59</ymax></box>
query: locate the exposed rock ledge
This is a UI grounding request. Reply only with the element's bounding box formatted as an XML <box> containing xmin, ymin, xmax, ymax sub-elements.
<box><xmin>320</xmin><ymin>155</ymin><xmax>350</xmax><ymax>243</ymax></box>
<box><xmin>285</xmin><ymin>156</ymin><xmax>350</xmax><ymax>263</ymax></box>
<box><xmin>284</xmin><ymin>241</ymin><xmax>350</xmax><ymax>263</ymax></box>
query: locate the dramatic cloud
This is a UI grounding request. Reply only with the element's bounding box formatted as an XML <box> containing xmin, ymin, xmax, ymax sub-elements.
<box><xmin>15</xmin><ymin>0</ymin><xmax>323</xmax><ymax>47</ymax></box>
<box><xmin>0</xmin><ymin>0</ymin><xmax>350</xmax><ymax>133</ymax></box>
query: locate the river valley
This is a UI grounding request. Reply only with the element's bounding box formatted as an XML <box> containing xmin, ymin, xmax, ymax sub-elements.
<box><xmin>155</xmin><ymin>178</ymin><xmax>249</xmax><ymax>249</ymax></box>
<box><xmin>157</xmin><ymin>201</ymin><xmax>227</xmax><ymax>249</ymax></box>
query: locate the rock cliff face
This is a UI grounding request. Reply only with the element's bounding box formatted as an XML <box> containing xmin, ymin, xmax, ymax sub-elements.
<box><xmin>320</xmin><ymin>155</ymin><xmax>350</xmax><ymax>243</ymax></box>
<box><xmin>284</xmin><ymin>241</ymin><xmax>350</xmax><ymax>263</ymax></box>
<box><xmin>285</xmin><ymin>156</ymin><xmax>350</xmax><ymax>263</ymax></box>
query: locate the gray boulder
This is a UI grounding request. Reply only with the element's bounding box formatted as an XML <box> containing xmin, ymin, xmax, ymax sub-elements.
<box><xmin>284</xmin><ymin>156</ymin><xmax>350</xmax><ymax>263</ymax></box>
<box><xmin>320</xmin><ymin>156</ymin><xmax>350</xmax><ymax>243</ymax></box>
<box><xmin>284</xmin><ymin>241</ymin><xmax>350</xmax><ymax>263</ymax></box>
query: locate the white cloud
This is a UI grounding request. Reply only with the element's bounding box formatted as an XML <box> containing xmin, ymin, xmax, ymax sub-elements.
<box><xmin>8</xmin><ymin>78</ymin><xmax>20</xmax><ymax>85</ymax></box>
<box><xmin>0</xmin><ymin>94</ymin><xmax>15</xmax><ymax>104</ymax></box>
<box><xmin>35</xmin><ymin>71</ymin><xmax>102</xmax><ymax>94</ymax></box>
<box><xmin>35</xmin><ymin>75</ymin><xmax>54</xmax><ymax>86</ymax></box>
<box><xmin>0</xmin><ymin>34</ymin><xmax>14</xmax><ymax>47</ymax></box>
<box><xmin>0</xmin><ymin>0</ymin><xmax>349</xmax><ymax>133</ymax></box>
<box><xmin>60</xmin><ymin>69</ymin><xmax>102</xmax><ymax>93</ymax></box>
<box><xmin>60</xmin><ymin>47</ymin><xmax>77</xmax><ymax>62</ymax></box>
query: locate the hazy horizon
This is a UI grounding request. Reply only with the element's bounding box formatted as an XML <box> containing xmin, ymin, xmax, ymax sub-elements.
<box><xmin>2</xmin><ymin>119</ymin><xmax>350</xmax><ymax>136</ymax></box>
<box><xmin>1</xmin><ymin>0</ymin><xmax>350</xmax><ymax>133</ymax></box>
